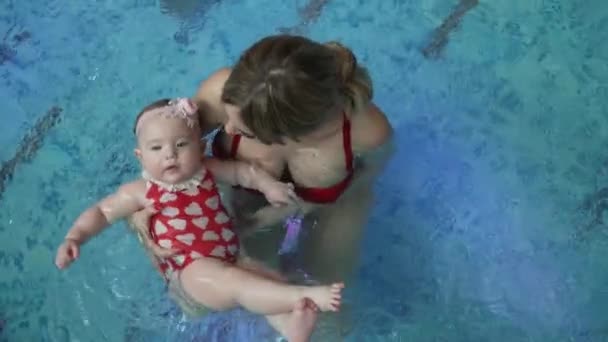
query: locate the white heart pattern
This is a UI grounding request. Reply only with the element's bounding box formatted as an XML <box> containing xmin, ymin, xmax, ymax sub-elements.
<box><xmin>210</xmin><ymin>246</ymin><xmax>226</xmax><ymax>258</ymax></box>
<box><xmin>161</xmin><ymin>207</ymin><xmax>179</xmax><ymax>217</ymax></box>
<box><xmin>192</xmin><ymin>217</ymin><xmax>209</xmax><ymax>229</ymax></box>
<box><xmin>227</xmin><ymin>244</ymin><xmax>238</xmax><ymax>255</ymax></box>
<box><xmin>215</xmin><ymin>212</ymin><xmax>229</xmax><ymax>224</ymax></box>
<box><xmin>190</xmin><ymin>251</ymin><xmax>203</xmax><ymax>259</ymax></box>
<box><xmin>168</xmin><ymin>218</ymin><xmax>187</xmax><ymax>230</ymax></box>
<box><xmin>221</xmin><ymin>228</ymin><xmax>235</xmax><ymax>242</ymax></box>
<box><xmin>200</xmin><ymin>180</ymin><xmax>213</xmax><ymax>190</ymax></box>
<box><xmin>175</xmin><ymin>233</ymin><xmax>195</xmax><ymax>246</ymax></box>
<box><xmin>202</xmin><ymin>231</ymin><xmax>219</xmax><ymax>241</ymax></box>
<box><xmin>205</xmin><ymin>196</ymin><xmax>219</xmax><ymax>210</ymax></box>
<box><xmin>164</xmin><ymin>268</ymin><xmax>173</xmax><ymax>279</ymax></box>
<box><xmin>185</xmin><ymin>202</ymin><xmax>203</xmax><ymax>216</ymax></box>
<box><xmin>158</xmin><ymin>239</ymin><xmax>172</xmax><ymax>248</ymax></box>
<box><xmin>159</xmin><ymin>192</ymin><xmax>177</xmax><ymax>203</ymax></box>
<box><xmin>154</xmin><ymin>221</ymin><xmax>168</xmax><ymax>235</ymax></box>
<box><xmin>173</xmin><ymin>254</ymin><xmax>186</xmax><ymax>266</ymax></box>
<box><xmin>183</xmin><ymin>187</ymin><xmax>200</xmax><ymax>197</ymax></box>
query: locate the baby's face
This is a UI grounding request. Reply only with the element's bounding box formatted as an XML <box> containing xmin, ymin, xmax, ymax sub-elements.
<box><xmin>135</xmin><ymin>115</ymin><xmax>202</xmax><ymax>184</ymax></box>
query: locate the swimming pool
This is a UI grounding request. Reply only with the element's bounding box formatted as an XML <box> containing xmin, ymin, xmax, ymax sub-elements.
<box><xmin>1</xmin><ymin>0</ymin><xmax>607</xmax><ymax>340</ymax></box>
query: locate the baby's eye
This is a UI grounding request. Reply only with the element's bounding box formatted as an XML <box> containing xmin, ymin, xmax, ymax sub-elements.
<box><xmin>150</xmin><ymin>145</ymin><xmax>161</xmax><ymax>151</ymax></box>
<box><xmin>177</xmin><ymin>141</ymin><xmax>189</xmax><ymax>147</ymax></box>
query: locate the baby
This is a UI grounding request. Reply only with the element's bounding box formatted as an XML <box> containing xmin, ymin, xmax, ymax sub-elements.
<box><xmin>54</xmin><ymin>98</ymin><xmax>343</xmax><ymax>342</ymax></box>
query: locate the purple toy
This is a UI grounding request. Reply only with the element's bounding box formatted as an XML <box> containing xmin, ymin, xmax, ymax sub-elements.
<box><xmin>278</xmin><ymin>214</ymin><xmax>303</xmax><ymax>255</ymax></box>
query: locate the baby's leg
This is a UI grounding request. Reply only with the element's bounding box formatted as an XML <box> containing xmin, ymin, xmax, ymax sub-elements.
<box><xmin>266</xmin><ymin>298</ymin><xmax>318</xmax><ymax>342</ymax></box>
<box><xmin>237</xmin><ymin>254</ymin><xmax>324</xmax><ymax>339</ymax></box>
<box><xmin>236</xmin><ymin>255</ymin><xmax>286</xmax><ymax>282</ymax></box>
<box><xmin>179</xmin><ymin>257</ymin><xmax>343</xmax><ymax>315</ymax></box>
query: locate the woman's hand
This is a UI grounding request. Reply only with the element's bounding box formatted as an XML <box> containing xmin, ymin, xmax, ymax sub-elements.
<box><xmin>260</xmin><ymin>181</ymin><xmax>298</xmax><ymax>207</ymax></box>
<box><xmin>129</xmin><ymin>205</ymin><xmax>182</xmax><ymax>258</ymax></box>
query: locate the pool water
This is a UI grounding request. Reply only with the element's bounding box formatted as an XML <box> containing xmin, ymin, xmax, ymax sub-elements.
<box><xmin>1</xmin><ymin>0</ymin><xmax>607</xmax><ymax>341</ymax></box>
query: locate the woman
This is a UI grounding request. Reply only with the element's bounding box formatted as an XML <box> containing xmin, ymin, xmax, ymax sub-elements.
<box><xmin>134</xmin><ymin>34</ymin><xmax>393</xmax><ymax>285</ymax></box>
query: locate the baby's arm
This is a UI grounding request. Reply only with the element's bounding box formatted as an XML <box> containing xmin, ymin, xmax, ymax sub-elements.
<box><xmin>55</xmin><ymin>180</ymin><xmax>147</xmax><ymax>269</ymax></box>
<box><xmin>203</xmin><ymin>158</ymin><xmax>295</xmax><ymax>207</ymax></box>
<box><xmin>64</xmin><ymin>180</ymin><xmax>147</xmax><ymax>244</ymax></box>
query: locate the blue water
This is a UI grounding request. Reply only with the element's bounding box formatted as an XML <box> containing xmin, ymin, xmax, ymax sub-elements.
<box><xmin>1</xmin><ymin>0</ymin><xmax>607</xmax><ymax>340</ymax></box>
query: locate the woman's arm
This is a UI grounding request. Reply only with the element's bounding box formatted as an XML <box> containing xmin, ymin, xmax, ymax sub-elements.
<box><xmin>203</xmin><ymin>157</ymin><xmax>297</xmax><ymax>209</ymax></box>
<box><xmin>202</xmin><ymin>158</ymin><xmax>277</xmax><ymax>190</ymax></box>
<box><xmin>347</xmin><ymin>102</ymin><xmax>395</xmax><ymax>192</ymax></box>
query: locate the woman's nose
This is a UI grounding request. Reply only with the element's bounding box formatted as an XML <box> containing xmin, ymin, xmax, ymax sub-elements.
<box><xmin>224</xmin><ymin>122</ymin><xmax>238</xmax><ymax>136</ymax></box>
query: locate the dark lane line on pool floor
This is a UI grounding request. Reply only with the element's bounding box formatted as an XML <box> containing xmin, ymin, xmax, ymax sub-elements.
<box><xmin>577</xmin><ymin>186</ymin><xmax>608</xmax><ymax>240</ymax></box>
<box><xmin>0</xmin><ymin>106</ymin><xmax>62</xmax><ymax>201</ymax></box>
<box><xmin>279</xmin><ymin>0</ymin><xmax>331</xmax><ymax>34</ymax></box>
<box><xmin>0</xmin><ymin>19</ymin><xmax>32</xmax><ymax>66</ymax></box>
<box><xmin>421</xmin><ymin>0</ymin><xmax>479</xmax><ymax>59</ymax></box>
<box><xmin>159</xmin><ymin>0</ymin><xmax>222</xmax><ymax>46</ymax></box>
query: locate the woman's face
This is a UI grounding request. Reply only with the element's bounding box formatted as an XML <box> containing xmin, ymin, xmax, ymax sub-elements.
<box><xmin>223</xmin><ymin>103</ymin><xmax>256</xmax><ymax>139</ymax></box>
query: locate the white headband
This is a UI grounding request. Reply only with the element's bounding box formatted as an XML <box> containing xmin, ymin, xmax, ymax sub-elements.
<box><xmin>135</xmin><ymin>98</ymin><xmax>198</xmax><ymax>135</ymax></box>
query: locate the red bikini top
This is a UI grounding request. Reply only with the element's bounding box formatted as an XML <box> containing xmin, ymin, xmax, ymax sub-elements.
<box><xmin>211</xmin><ymin>114</ymin><xmax>355</xmax><ymax>204</ymax></box>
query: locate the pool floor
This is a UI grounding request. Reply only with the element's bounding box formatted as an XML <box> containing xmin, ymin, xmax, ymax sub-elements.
<box><xmin>1</xmin><ymin>0</ymin><xmax>607</xmax><ymax>341</ymax></box>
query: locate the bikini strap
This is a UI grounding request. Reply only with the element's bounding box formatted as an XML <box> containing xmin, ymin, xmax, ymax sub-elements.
<box><xmin>230</xmin><ymin>134</ymin><xmax>242</xmax><ymax>159</ymax></box>
<box><xmin>342</xmin><ymin>112</ymin><xmax>354</xmax><ymax>172</ymax></box>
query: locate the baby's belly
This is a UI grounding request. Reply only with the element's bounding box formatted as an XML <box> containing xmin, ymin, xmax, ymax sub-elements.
<box><xmin>150</xmin><ymin>216</ymin><xmax>240</xmax><ymax>274</ymax></box>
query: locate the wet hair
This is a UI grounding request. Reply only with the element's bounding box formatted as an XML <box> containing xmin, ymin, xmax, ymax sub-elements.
<box><xmin>132</xmin><ymin>98</ymin><xmax>171</xmax><ymax>135</ymax></box>
<box><xmin>221</xmin><ymin>34</ymin><xmax>373</xmax><ymax>145</ymax></box>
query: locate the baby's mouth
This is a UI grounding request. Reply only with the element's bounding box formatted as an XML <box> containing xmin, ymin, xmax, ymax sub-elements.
<box><xmin>164</xmin><ymin>165</ymin><xmax>179</xmax><ymax>172</ymax></box>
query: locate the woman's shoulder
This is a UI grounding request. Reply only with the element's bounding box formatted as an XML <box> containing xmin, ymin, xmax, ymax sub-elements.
<box><xmin>350</xmin><ymin>102</ymin><xmax>393</xmax><ymax>152</ymax></box>
<box><xmin>194</xmin><ymin>67</ymin><xmax>231</xmax><ymax>107</ymax></box>
<box><xmin>198</xmin><ymin>68</ymin><xmax>232</xmax><ymax>92</ymax></box>
<box><xmin>193</xmin><ymin>68</ymin><xmax>232</xmax><ymax>125</ymax></box>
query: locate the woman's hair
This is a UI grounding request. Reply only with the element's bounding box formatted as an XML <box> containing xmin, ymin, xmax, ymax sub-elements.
<box><xmin>221</xmin><ymin>34</ymin><xmax>373</xmax><ymax>144</ymax></box>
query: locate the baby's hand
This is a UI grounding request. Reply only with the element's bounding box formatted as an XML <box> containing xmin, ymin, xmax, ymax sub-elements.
<box><xmin>261</xmin><ymin>181</ymin><xmax>297</xmax><ymax>207</ymax></box>
<box><xmin>55</xmin><ymin>238</ymin><xmax>80</xmax><ymax>269</ymax></box>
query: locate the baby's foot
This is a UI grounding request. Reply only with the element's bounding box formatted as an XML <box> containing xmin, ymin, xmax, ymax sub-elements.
<box><xmin>284</xmin><ymin>298</ymin><xmax>318</xmax><ymax>342</ymax></box>
<box><xmin>304</xmin><ymin>283</ymin><xmax>344</xmax><ymax>312</ymax></box>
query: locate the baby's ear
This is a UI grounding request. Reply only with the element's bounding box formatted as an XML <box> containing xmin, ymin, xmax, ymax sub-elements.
<box><xmin>134</xmin><ymin>148</ymin><xmax>142</xmax><ymax>159</ymax></box>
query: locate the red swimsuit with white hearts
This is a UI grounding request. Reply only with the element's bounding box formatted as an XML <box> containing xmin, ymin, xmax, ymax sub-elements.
<box><xmin>145</xmin><ymin>168</ymin><xmax>239</xmax><ymax>280</ymax></box>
